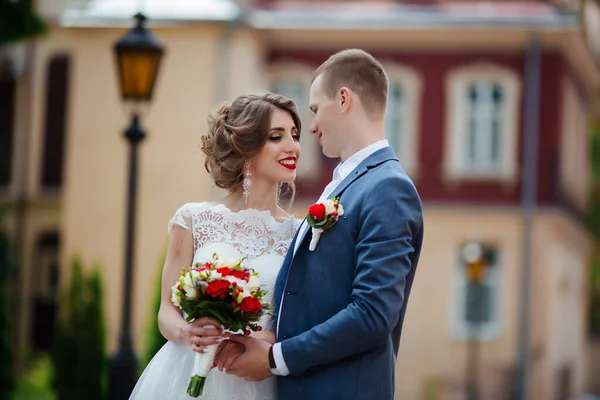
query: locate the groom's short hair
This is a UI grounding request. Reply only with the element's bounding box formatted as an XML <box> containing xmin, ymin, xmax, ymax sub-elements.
<box><xmin>313</xmin><ymin>49</ymin><xmax>388</xmax><ymax>118</ymax></box>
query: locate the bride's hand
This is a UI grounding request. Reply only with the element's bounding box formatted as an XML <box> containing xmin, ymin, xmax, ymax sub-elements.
<box><xmin>222</xmin><ymin>330</ymin><xmax>276</xmax><ymax>344</ymax></box>
<box><xmin>181</xmin><ymin>316</ymin><xmax>223</xmax><ymax>353</ymax></box>
<box><xmin>214</xmin><ymin>340</ymin><xmax>245</xmax><ymax>372</ymax></box>
<box><xmin>251</xmin><ymin>330</ymin><xmax>276</xmax><ymax>344</ymax></box>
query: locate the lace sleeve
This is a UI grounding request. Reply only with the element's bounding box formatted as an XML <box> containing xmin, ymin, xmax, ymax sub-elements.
<box><xmin>167</xmin><ymin>204</ymin><xmax>192</xmax><ymax>235</ymax></box>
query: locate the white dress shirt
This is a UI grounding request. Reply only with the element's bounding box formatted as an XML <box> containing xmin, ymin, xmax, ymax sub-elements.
<box><xmin>272</xmin><ymin>140</ymin><xmax>390</xmax><ymax>376</ymax></box>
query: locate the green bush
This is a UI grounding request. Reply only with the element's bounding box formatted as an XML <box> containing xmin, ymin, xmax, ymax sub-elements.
<box><xmin>0</xmin><ymin>208</ymin><xmax>17</xmax><ymax>399</ymax></box>
<box><xmin>0</xmin><ymin>0</ymin><xmax>46</xmax><ymax>45</ymax></box>
<box><xmin>142</xmin><ymin>250</ymin><xmax>167</xmax><ymax>370</ymax></box>
<box><xmin>590</xmin><ymin>124</ymin><xmax>600</xmax><ymax>337</ymax></box>
<box><xmin>51</xmin><ymin>258</ymin><xmax>106</xmax><ymax>400</ymax></box>
<box><xmin>11</xmin><ymin>355</ymin><xmax>56</xmax><ymax>400</ymax></box>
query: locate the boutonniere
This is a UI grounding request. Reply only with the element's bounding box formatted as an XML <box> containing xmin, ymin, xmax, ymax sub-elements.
<box><xmin>306</xmin><ymin>197</ymin><xmax>344</xmax><ymax>251</ymax></box>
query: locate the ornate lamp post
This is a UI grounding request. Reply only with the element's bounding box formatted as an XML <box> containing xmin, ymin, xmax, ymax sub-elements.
<box><xmin>109</xmin><ymin>13</ymin><xmax>164</xmax><ymax>400</ymax></box>
<box><xmin>461</xmin><ymin>241</ymin><xmax>488</xmax><ymax>400</ymax></box>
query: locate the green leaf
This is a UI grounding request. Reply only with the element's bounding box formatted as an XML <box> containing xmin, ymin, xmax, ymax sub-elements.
<box><xmin>207</xmin><ymin>309</ymin><xmax>226</xmax><ymax>324</ymax></box>
<box><xmin>51</xmin><ymin>257</ymin><xmax>106</xmax><ymax>400</ymax></box>
<box><xmin>306</xmin><ymin>214</ymin><xmax>329</xmax><ymax>228</ymax></box>
<box><xmin>0</xmin><ymin>0</ymin><xmax>47</xmax><ymax>45</ymax></box>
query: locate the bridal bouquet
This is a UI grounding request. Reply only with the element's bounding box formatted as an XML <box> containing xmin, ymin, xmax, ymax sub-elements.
<box><xmin>171</xmin><ymin>253</ymin><xmax>269</xmax><ymax>397</ymax></box>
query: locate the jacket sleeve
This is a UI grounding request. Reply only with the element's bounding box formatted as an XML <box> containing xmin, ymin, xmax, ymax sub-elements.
<box><xmin>279</xmin><ymin>175</ymin><xmax>423</xmax><ymax>375</ymax></box>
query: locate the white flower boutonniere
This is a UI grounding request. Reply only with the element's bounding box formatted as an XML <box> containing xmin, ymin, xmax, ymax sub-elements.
<box><xmin>306</xmin><ymin>197</ymin><xmax>344</xmax><ymax>251</ymax></box>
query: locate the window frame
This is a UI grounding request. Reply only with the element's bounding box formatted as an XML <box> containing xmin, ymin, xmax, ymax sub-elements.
<box><xmin>443</xmin><ymin>62</ymin><xmax>521</xmax><ymax>183</ymax></box>
<box><xmin>451</xmin><ymin>244</ymin><xmax>503</xmax><ymax>341</ymax></box>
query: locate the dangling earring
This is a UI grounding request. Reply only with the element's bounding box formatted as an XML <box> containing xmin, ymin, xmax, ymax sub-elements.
<box><xmin>243</xmin><ymin>162</ymin><xmax>252</xmax><ymax>204</ymax></box>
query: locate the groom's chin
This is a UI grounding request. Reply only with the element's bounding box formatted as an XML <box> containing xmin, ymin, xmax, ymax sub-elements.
<box><xmin>320</xmin><ymin>148</ymin><xmax>337</xmax><ymax>158</ymax></box>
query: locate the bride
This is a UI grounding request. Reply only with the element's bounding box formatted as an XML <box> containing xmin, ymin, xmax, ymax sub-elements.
<box><xmin>130</xmin><ymin>93</ymin><xmax>303</xmax><ymax>399</ymax></box>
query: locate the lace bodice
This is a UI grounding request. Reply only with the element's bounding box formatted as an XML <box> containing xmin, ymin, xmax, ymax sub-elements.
<box><xmin>168</xmin><ymin>202</ymin><xmax>301</xmax><ymax>330</ymax></box>
<box><xmin>168</xmin><ymin>202</ymin><xmax>301</xmax><ymax>260</ymax></box>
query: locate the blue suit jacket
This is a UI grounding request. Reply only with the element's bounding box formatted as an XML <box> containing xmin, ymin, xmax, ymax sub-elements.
<box><xmin>273</xmin><ymin>147</ymin><xmax>423</xmax><ymax>399</ymax></box>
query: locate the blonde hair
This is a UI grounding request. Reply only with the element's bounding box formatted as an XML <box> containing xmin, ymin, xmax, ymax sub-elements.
<box><xmin>313</xmin><ymin>49</ymin><xmax>388</xmax><ymax>117</ymax></box>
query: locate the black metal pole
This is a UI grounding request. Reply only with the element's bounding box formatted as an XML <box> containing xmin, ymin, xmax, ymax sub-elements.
<box><xmin>515</xmin><ymin>34</ymin><xmax>541</xmax><ymax>400</ymax></box>
<box><xmin>466</xmin><ymin>284</ymin><xmax>481</xmax><ymax>400</ymax></box>
<box><xmin>109</xmin><ymin>113</ymin><xmax>146</xmax><ymax>400</ymax></box>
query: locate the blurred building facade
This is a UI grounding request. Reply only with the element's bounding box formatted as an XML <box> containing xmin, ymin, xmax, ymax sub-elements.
<box><xmin>1</xmin><ymin>0</ymin><xmax>600</xmax><ymax>398</ymax></box>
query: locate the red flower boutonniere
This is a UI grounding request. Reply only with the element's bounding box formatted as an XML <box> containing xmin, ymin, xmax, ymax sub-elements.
<box><xmin>306</xmin><ymin>197</ymin><xmax>345</xmax><ymax>251</ymax></box>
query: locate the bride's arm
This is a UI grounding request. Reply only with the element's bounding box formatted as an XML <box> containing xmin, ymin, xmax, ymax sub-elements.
<box><xmin>157</xmin><ymin>223</ymin><xmax>222</xmax><ymax>351</ymax></box>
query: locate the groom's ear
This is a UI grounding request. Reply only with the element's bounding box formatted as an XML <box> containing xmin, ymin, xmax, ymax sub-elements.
<box><xmin>339</xmin><ymin>87</ymin><xmax>351</xmax><ymax>114</ymax></box>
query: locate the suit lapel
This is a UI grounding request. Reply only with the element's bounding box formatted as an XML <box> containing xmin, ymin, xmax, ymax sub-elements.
<box><xmin>277</xmin><ymin>147</ymin><xmax>399</xmax><ymax>322</ymax></box>
<box><xmin>291</xmin><ymin>147</ymin><xmax>399</xmax><ymax>258</ymax></box>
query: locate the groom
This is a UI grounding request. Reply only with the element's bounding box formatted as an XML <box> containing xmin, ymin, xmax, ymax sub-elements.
<box><xmin>227</xmin><ymin>49</ymin><xmax>423</xmax><ymax>399</ymax></box>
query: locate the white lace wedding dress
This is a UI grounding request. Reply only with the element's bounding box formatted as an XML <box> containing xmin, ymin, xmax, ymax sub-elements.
<box><xmin>130</xmin><ymin>202</ymin><xmax>301</xmax><ymax>400</ymax></box>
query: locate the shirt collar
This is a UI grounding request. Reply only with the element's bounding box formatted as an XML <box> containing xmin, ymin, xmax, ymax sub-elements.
<box><xmin>332</xmin><ymin>140</ymin><xmax>390</xmax><ymax>181</ymax></box>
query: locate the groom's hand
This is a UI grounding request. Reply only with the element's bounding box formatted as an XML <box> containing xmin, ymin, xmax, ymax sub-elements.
<box><xmin>214</xmin><ymin>340</ymin><xmax>245</xmax><ymax>372</ymax></box>
<box><xmin>226</xmin><ymin>335</ymin><xmax>272</xmax><ymax>382</ymax></box>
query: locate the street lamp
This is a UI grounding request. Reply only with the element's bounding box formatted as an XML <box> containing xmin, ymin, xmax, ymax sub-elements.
<box><xmin>461</xmin><ymin>241</ymin><xmax>488</xmax><ymax>400</ymax></box>
<box><xmin>109</xmin><ymin>13</ymin><xmax>164</xmax><ymax>400</ymax></box>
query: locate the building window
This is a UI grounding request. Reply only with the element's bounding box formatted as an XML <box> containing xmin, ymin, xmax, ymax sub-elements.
<box><xmin>41</xmin><ymin>55</ymin><xmax>71</xmax><ymax>191</ymax></box>
<box><xmin>465</xmin><ymin>81</ymin><xmax>504</xmax><ymax>170</ymax></box>
<box><xmin>444</xmin><ymin>63</ymin><xmax>521</xmax><ymax>182</ymax></box>
<box><xmin>452</xmin><ymin>245</ymin><xmax>501</xmax><ymax>340</ymax></box>
<box><xmin>385</xmin><ymin>81</ymin><xmax>403</xmax><ymax>152</ymax></box>
<box><xmin>382</xmin><ymin>63</ymin><xmax>422</xmax><ymax>178</ymax></box>
<box><xmin>31</xmin><ymin>232</ymin><xmax>60</xmax><ymax>352</ymax></box>
<box><xmin>270</xmin><ymin>62</ymin><xmax>320</xmax><ymax>181</ymax></box>
<box><xmin>0</xmin><ymin>76</ymin><xmax>16</xmax><ymax>187</ymax></box>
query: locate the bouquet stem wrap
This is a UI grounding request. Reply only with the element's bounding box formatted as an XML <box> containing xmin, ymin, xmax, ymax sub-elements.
<box><xmin>187</xmin><ymin>324</ymin><xmax>218</xmax><ymax>397</ymax></box>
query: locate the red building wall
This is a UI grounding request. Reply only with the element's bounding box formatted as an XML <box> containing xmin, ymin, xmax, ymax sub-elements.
<box><xmin>269</xmin><ymin>49</ymin><xmax>572</xmax><ymax>209</ymax></box>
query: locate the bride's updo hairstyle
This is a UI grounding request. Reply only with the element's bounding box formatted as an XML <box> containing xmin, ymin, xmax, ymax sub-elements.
<box><xmin>201</xmin><ymin>93</ymin><xmax>302</xmax><ymax>196</ymax></box>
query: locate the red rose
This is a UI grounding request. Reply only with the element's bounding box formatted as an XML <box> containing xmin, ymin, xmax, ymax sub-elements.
<box><xmin>194</xmin><ymin>262</ymin><xmax>212</xmax><ymax>273</ymax></box>
<box><xmin>239</xmin><ymin>296</ymin><xmax>262</xmax><ymax>313</ymax></box>
<box><xmin>206</xmin><ymin>279</ymin><xmax>230</xmax><ymax>298</ymax></box>
<box><xmin>308</xmin><ymin>203</ymin><xmax>327</xmax><ymax>221</ymax></box>
<box><xmin>216</xmin><ymin>267</ymin><xmax>232</xmax><ymax>276</ymax></box>
<box><xmin>232</xmin><ymin>269</ymin><xmax>250</xmax><ymax>282</ymax></box>
<box><xmin>177</xmin><ymin>284</ymin><xmax>186</xmax><ymax>296</ymax></box>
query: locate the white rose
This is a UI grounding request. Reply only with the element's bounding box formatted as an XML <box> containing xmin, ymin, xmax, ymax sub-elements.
<box><xmin>222</xmin><ymin>275</ymin><xmax>239</xmax><ymax>285</ymax></box>
<box><xmin>325</xmin><ymin>201</ymin><xmax>336</xmax><ymax>216</ymax></box>
<box><xmin>198</xmin><ymin>280</ymin><xmax>208</xmax><ymax>294</ymax></box>
<box><xmin>210</xmin><ymin>271</ymin><xmax>223</xmax><ymax>280</ymax></box>
<box><xmin>247</xmin><ymin>275</ymin><xmax>260</xmax><ymax>292</ymax></box>
<box><xmin>336</xmin><ymin>204</ymin><xmax>344</xmax><ymax>216</ymax></box>
<box><xmin>236</xmin><ymin>290</ymin><xmax>252</xmax><ymax>304</ymax></box>
<box><xmin>199</xmin><ymin>269</ymin><xmax>210</xmax><ymax>280</ymax></box>
<box><xmin>190</xmin><ymin>269</ymin><xmax>201</xmax><ymax>280</ymax></box>
<box><xmin>220</xmin><ymin>259</ymin><xmax>238</xmax><ymax>269</ymax></box>
<box><xmin>236</xmin><ymin>279</ymin><xmax>249</xmax><ymax>292</ymax></box>
<box><xmin>171</xmin><ymin>286</ymin><xmax>181</xmax><ymax>308</ymax></box>
<box><xmin>182</xmin><ymin>274</ymin><xmax>197</xmax><ymax>299</ymax></box>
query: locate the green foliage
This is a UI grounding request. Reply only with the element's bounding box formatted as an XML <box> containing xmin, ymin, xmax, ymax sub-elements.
<box><xmin>11</xmin><ymin>355</ymin><xmax>56</xmax><ymax>400</ymax></box>
<box><xmin>421</xmin><ymin>377</ymin><xmax>439</xmax><ymax>400</ymax></box>
<box><xmin>0</xmin><ymin>0</ymin><xmax>46</xmax><ymax>45</ymax></box>
<box><xmin>51</xmin><ymin>258</ymin><xmax>106</xmax><ymax>400</ymax></box>
<box><xmin>0</xmin><ymin>207</ymin><xmax>16</xmax><ymax>399</ymax></box>
<box><xmin>142</xmin><ymin>250</ymin><xmax>167</xmax><ymax>369</ymax></box>
<box><xmin>589</xmin><ymin>124</ymin><xmax>600</xmax><ymax>337</ymax></box>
